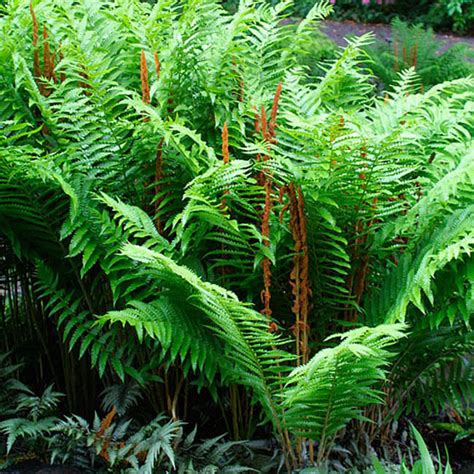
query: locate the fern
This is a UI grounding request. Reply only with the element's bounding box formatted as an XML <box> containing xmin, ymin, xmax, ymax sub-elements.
<box><xmin>0</xmin><ymin>384</ymin><xmax>61</xmax><ymax>454</ymax></box>
<box><xmin>0</xmin><ymin>0</ymin><xmax>472</xmax><ymax>469</ymax></box>
<box><xmin>283</xmin><ymin>324</ymin><xmax>405</xmax><ymax>459</ymax></box>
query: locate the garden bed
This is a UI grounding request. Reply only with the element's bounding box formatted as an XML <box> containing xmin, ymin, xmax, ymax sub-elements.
<box><xmin>321</xmin><ymin>19</ymin><xmax>474</xmax><ymax>53</ymax></box>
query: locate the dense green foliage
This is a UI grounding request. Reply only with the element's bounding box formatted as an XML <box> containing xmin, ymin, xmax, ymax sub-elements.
<box><xmin>0</xmin><ymin>0</ymin><xmax>472</xmax><ymax>471</ymax></box>
<box><xmin>328</xmin><ymin>0</ymin><xmax>473</xmax><ymax>35</ymax></box>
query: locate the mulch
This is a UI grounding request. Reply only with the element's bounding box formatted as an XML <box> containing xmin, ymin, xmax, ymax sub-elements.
<box><xmin>320</xmin><ymin>19</ymin><xmax>474</xmax><ymax>54</ymax></box>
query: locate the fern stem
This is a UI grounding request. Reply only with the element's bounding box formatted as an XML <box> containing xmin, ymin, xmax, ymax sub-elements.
<box><xmin>140</xmin><ymin>49</ymin><xmax>150</xmax><ymax>105</ymax></box>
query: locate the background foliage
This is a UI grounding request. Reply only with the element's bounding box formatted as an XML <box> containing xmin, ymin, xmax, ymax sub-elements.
<box><xmin>223</xmin><ymin>0</ymin><xmax>474</xmax><ymax>34</ymax></box>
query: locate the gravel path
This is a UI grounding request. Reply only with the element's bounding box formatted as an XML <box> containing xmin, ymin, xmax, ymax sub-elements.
<box><xmin>321</xmin><ymin>20</ymin><xmax>474</xmax><ymax>54</ymax></box>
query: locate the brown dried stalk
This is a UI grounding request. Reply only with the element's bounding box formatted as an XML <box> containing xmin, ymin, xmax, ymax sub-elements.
<box><xmin>151</xmin><ymin>51</ymin><xmax>164</xmax><ymax>232</ymax></box>
<box><xmin>296</xmin><ymin>187</ymin><xmax>310</xmax><ymax>363</ymax></box>
<box><xmin>347</xmin><ymin>197</ymin><xmax>378</xmax><ymax>322</ymax></box>
<box><xmin>97</xmin><ymin>406</ymin><xmax>117</xmax><ymax>437</ymax></box>
<box><xmin>411</xmin><ymin>43</ymin><xmax>418</xmax><ymax>68</ymax></box>
<box><xmin>281</xmin><ymin>184</ymin><xmax>311</xmax><ymax>364</ymax></box>
<box><xmin>140</xmin><ymin>49</ymin><xmax>150</xmax><ymax>105</ymax></box>
<box><xmin>269</xmin><ymin>82</ymin><xmax>282</xmax><ymax>139</ymax></box>
<box><xmin>260</xmin><ymin>105</ymin><xmax>268</xmax><ymax>142</ymax></box>
<box><xmin>154</xmin><ymin>51</ymin><xmax>161</xmax><ymax>79</ymax></box>
<box><xmin>97</xmin><ymin>406</ymin><xmax>117</xmax><ymax>462</ymax></box>
<box><xmin>258</xmin><ymin>83</ymin><xmax>282</xmax><ymax>322</ymax></box>
<box><xmin>260</xmin><ymin>179</ymin><xmax>273</xmax><ymax>319</ymax></box>
<box><xmin>280</xmin><ymin>183</ymin><xmax>312</xmax><ymax>467</ymax></box>
<box><xmin>30</xmin><ymin>3</ymin><xmax>58</xmax><ymax>111</ymax></box>
<box><xmin>43</xmin><ymin>26</ymin><xmax>51</xmax><ymax>80</ymax></box>
<box><xmin>222</xmin><ymin>121</ymin><xmax>230</xmax><ymax>165</ymax></box>
<box><xmin>219</xmin><ymin>122</ymin><xmax>231</xmax><ymax>276</ymax></box>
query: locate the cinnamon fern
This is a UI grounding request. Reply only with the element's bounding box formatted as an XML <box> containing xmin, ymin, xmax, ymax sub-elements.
<box><xmin>0</xmin><ymin>0</ymin><xmax>472</xmax><ymax>470</ymax></box>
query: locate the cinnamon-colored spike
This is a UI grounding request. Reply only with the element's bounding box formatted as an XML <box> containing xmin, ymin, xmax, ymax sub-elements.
<box><xmin>260</xmin><ymin>179</ymin><xmax>273</xmax><ymax>318</ymax></box>
<box><xmin>153</xmin><ymin>51</ymin><xmax>160</xmax><ymax>79</ymax></box>
<box><xmin>140</xmin><ymin>49</ymin><xmax>150</xmax><ymax>105</ymax></box>
<box><xmin>412</xmin><ymin>43</ymin><xmax>418</xmax><ymax>68</ymax></box>
<box><xmin>30</xmin><ymin>3</ymin><xmax>38</xmax><ymax>46</ymax></box>
<box><xmin>222</xmin><ymin>122</ymin><xmax>230</xmax><ymax>165</ymax></box>
<box><xmin>283</xmin><ymin>183</ymin><xmax>311</xmax><ymax>364</ymax></box>
<box><xmin>97</xmin><ymin>406</ymin><xmax>117</xmax><ymax>437</ymax></box>
<box><xmin>260</xmin><ymin>105</ymin><xmax>268</xmax><ymax>141</ymax></box>
<box><xmin>269</xmin><ymin>82</ymin><xmax>282</xmax><ymax>139</ymax></box>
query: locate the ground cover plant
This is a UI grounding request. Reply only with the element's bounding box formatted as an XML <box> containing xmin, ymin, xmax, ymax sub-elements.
<box><xmin>0</xmin><ymin>0</ymin><xmax>473</xmax><ymax>472</ymax></box>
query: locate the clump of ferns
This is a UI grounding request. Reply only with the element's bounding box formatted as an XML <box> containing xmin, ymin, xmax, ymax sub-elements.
<box><xmin>2</xmin><ymin>1</ymin><xmax>472</xmax><ymax>472</ymax></box>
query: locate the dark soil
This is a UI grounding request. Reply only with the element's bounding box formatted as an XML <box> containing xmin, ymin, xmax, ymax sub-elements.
<box><xmin>321</xmin><ymin>19</ymin><xmax>474</xmax><ymax>54</ymax></box>
<box><xmin>0</xmin><ymin>463</ymin><xmax>81</xmax><ymax>474</ymax></box>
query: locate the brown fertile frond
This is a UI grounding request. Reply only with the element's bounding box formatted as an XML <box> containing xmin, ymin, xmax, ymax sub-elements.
<box><xmin>269</xmin><ymin>82</ymin><xmax>282</xmax><ymax>139</ymax></box>
<box><xmin>258</xmin><ymin>83</ymin><xmax>284</xmax><ymax>323</ymax></box>
<box><xmin>281</xmin><ymin>184</ymin><xmax>311</xmax><ymax>364</ymax></box>
<box><xmin>260</xmin><ymin>105</ymin><xmax>268</xmax><ymax>142</ymax></box>
<box><xmin>260</xmin><ymin>179</ymin><xmax>273</xmax><ymax>319</ymax></box>
<box><xmin>40</xmin><ymin>25</ymin><xmax>56</xmax><ymax>96</ymax></box>
<box><xmin>154</xmin><ymin>51</ymin><xmax>161</xmax><ymax>79</ymax></box>
<box><xmin>30</xmin><ymin>2</ymin><xmax>38</xmax><ymax>46</ymax></box>
<box><xmin>97</xmin><ymin>406</ymin><xmax>117</xmax><ymax>437</ymax></box>
<box><xmin>222</xmin><ymin>122</ymin><xmax>230</xmax><ymax>165</ymax></box>
<box><xmin>412</xmin><ymin>44</ymin><xmax>418</xmax><ymax>68</ymax></box>
<box><xmin>347</xmin><ymin>197</ymin><xmax>379</xmax><ymax>322</ymax></box>
<box><xmin>219</xmin><ymin>122</ymin><xmax>231</xmax><ymax>273</ymax></box>
<box><xmin>297</xmin><ymin>186</ymin><xmax>310</xmax><ymax>363</ymax></box>
<box><xmin>140</xmin><ymin>49</ymin><xmax>150</xmax><ymax>105</ymax></box>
